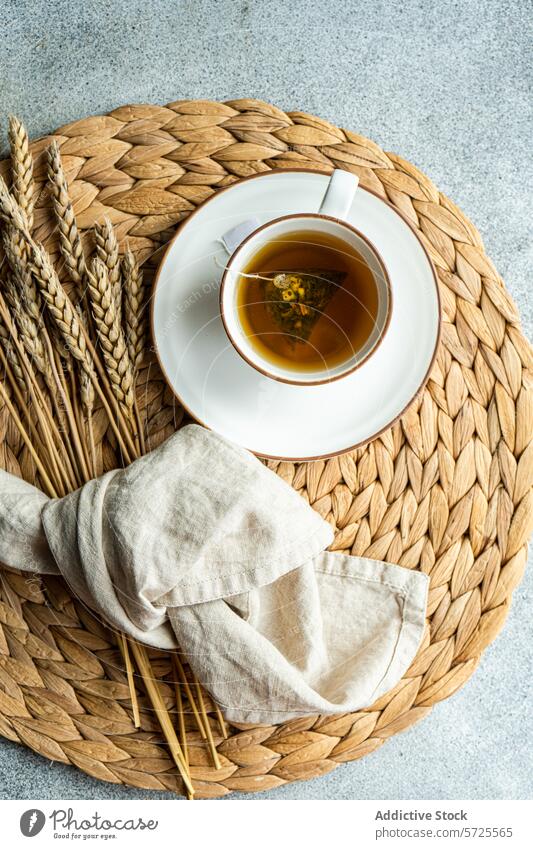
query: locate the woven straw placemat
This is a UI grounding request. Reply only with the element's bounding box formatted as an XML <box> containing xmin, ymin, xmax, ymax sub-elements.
<box><xmin>0</xmin><ymin>99</ymin><xmax>531</xmax><ymax>798</ymax></box>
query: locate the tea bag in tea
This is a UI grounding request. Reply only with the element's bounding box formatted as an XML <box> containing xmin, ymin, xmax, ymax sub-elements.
<box><xmin>263</xmin><ymin>270</ymin><xmax>346</xmax><ymax>345</ymax></box>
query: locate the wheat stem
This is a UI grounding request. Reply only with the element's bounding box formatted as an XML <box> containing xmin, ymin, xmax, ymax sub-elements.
<box><xmin>214</xmin><ymin>703</ymin><xmax>228</xmax><ymax>739</ymax></box>
<box><xmin>0</xmin><ymin>294</ymin><xmax>73</xmax><ymax>495</ymax></box>
<box><xmin>67</xmin><ymin>367</ymin><xmax>92</xmax><ymax>477</ymax></box>
<box><xmin>130</xmin><ymin>641</ymin><xmax>194</xmax><ymax>797</ymax></box>
<box><xmin>86</xmin><ymin>408</ymin><xmax>97</xmax><ymax>477</ymax></box>
<box><xmin>173</xmin><ymin>653</ymin><xmax>207</xmax><ymax>741</ymax></box>
<box><xmin>48</xmin><ymin>343</ymin><xmax>86</xmax><ymax>489</ymax></box>
<box><xmin>0</xmin><ymin>344</ymin><xmax>54</xmax><ymax>476</ymax></box>
<box><xmin>2</xmin><ymin>269</ymin><xmax>80</xmax><ymax>489</ymax></box>
<box><xmin>118</xmin><ymin>633</ymin><xmax>141</xmax><ymax>728</ymax></box>
<box><xmin>173</xmin><ymin>667</ymin><xmax>189</xmax><ymax>767</ymax></box>
<box><xmin>0</xmin><ymin>378</ymin><xmax>58</xmax><ymax>497</ymax></box>
<box><xmin>194</xmin><ymin>676</ymin><xmax>221</xmax><ymax>769</ymax></box>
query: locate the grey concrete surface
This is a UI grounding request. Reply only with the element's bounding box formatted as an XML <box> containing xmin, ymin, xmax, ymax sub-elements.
<box><xmin>0</xmin><ymin>0</ymin><xmax>531</xmax><ymax>801</ymax></box>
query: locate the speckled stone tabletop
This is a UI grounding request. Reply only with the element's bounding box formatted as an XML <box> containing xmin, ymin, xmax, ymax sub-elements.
<box><xmin>0</xmin><ymin>0</ymin><xmax>531</xmax><ymax>801</ymax></box>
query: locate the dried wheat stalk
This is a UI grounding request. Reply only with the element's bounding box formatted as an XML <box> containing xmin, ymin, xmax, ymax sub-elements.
<box><xmin>131</xmin><ymin>640</ymin><xmax>194</xmax><ymax>797</ymax></box>
<box><xmin>1</xmin><ymin>280</ymin><xmax>77</xmax><ymax>489</ymax></box>
<box><xmin>122</xmin><ymin>247</ymin><xmax>146</xmax><ymax>452</ymax></box>
<box><xmin>0</xmin><ymin>288</ymin><xmax>80</xmax><ymax>490</ymax></box>
<box><xmin>122</xmin><ymin>248</ymin><xmax>146</xmax><ymax>374</ymax></box>
<box><xmin>0</xmin><ymin>187</ymin><xmax>90</xmax><ymax>396</ymax></box>
<box><xmin>0</xmin><ymin>310</ymin><xmax>71</xmax><ymax>494</ymax></box>
<box><xmin>5</xmin><ymin>187</ymin><xmax>88</xmax><ymax>434</ymax></box>
<box><xmin>46</xmin><ymin>151</ymin><xmax>140</xmax><ymax>461</ymax></box>
<box><xmin>0</xmin><ymin>338</ymin><xmax>53</xmax><ymax>475</ymax></box>
<box><xmin>0</xmin><ymin>377</ymin><xmax>57</xmax><ymax>497</ymax></box>
<box><xmin>1</xmin><ymin>155</ymin><xmax>152</xmax><ymax>752</ymax></box>
<box><xmin>88</xmin><ymin>257</ymin><xmax>135</xmax><ymax>418</ymax></box>
<box><xmin>8</xmin><ymin>115</ymin><xmax>34</xmax><ymax>230</ymax></box>
<box><xmin>95</xmin><ymin>218</ymin><xmax>121</xmax><ymax>313</ymax></box>
<box><xmin>4</xmin><ymin>275</ymin><xmax>50</xmax><ymax>383</ymax></box>
<box><xmin>47</xmin><ymin>141</ymin><xmax>90</xmax><ymax>300</ymax></box>
<box><xmin>2</xmin><ymin>177</ymin><xmax>137</xmax><ymax>467</ymax></box>
<box><xmin>3</xmin><ymin>229</ymin><xmax>86</xmax><ymax>486</ymax></box>
<box><xmin>48</xmin><ymin>152</ymin><xmax>136</xmax><ymax>455</ymax></box>
<box><xmin>172</xmin><ymin>652</ymin><xmax>223</xmax><ymax>768</ymax></box>
<box><xmin>0</xmin><ymin>314</ymin><xmax>25</xmax><ymax>386</ymax></box>
<box><xmin>28</xmin><ymin>245</ymin><xmax>94</xmax><ymax>386</ymax></box>
<box><xmin>4</xmin><ymin>226</ymin><xmax>141</xmax><ymax>717</ymax></box>
<box><xmin>0</xmin><ymin>175</ymin><xmax>28</xmax><ymax>233</ymax></box>
<box><xmin>1</xmin><ymin>182</ymin><xmax>136</xmax><ymax>466</ymax></box>
<box><xmin>29</xmin><ymin>243</ymin><xmax>137</xmax><ymax>462</ymax></box>
<box><xmin>0</xmin><ymin>132</ymin><xmax>209</xmax><ymax>794</ymax></box>
<box><xmin>3</xmin><ymin>228</ymin><xmax>42</xmax><ymax>323</ymax></box>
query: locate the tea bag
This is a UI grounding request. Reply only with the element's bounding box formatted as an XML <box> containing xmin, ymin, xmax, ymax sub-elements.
<box><xmin>264</xmin><ymin>270</ymin><xmax>346</xmax><ymax>344</ymax></box>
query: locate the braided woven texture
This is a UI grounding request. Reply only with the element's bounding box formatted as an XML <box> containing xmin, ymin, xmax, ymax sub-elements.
<box><xmin>0</xmin><ymin>99</ymin><xmax>531</xmax><ymax>798</ymax></box>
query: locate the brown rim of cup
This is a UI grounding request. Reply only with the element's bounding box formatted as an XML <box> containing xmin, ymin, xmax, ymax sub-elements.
<box><xmin>218</xmin><ymin>212</ymin><xmax>393</xmax><ymax>387</ymax></box>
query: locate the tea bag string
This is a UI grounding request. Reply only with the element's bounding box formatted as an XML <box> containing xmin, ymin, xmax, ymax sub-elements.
<box><xmin>214</xmin><ymin>253</ymin><xmax>345</xmax><ymax>287</ymax></box>
<box><xmin>214</xmin><ymin>252</ymin><xmax>276</xmax><ymax>282</ymax></box>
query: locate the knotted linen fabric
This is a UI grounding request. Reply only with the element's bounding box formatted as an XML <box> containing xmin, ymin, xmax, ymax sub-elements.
<box><xmin>0</xmin><ymin>424</ymin><xmax>428</xmax><ymax>724</ymax></box>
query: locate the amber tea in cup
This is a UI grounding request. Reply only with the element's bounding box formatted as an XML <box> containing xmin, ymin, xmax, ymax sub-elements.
<box><xmin>236</xmin><ymin>230</ymin><xmax>380</xmax><ymax>376</ymax></box>
<box><xmin>220</xmin><ymin>208</ymin><xmax>391</xmax><ymax>386</ymax></box>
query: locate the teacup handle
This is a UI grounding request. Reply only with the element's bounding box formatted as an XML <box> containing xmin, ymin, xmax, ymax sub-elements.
<box><xmin>319</xmin><ymin>169</ymin><xmax>359</xmax><ymax>219</ymax></box>
<box><xmin>219</xmin><ymin>169</ymin><xmax>359</xmax><ymax>254</ymax></box>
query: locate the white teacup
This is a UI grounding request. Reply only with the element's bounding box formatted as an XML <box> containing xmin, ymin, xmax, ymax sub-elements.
<box><xmin>220</xmin><ymin>170</ymin><xmax>392</xmax><ymax>385</ymax></box>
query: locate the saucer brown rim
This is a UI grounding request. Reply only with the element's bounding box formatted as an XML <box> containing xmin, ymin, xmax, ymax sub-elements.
<box><xmin>150</xmin><ymin>168</ymin><xmax>442</xmax><ymax>462</ymax></box>
<box><xmin>218</xmin><ymin>212</ymin><xmax>393</xmax><ymax>386</ymax></box>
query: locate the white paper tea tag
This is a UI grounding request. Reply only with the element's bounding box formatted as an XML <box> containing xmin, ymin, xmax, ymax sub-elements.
<box><xmin>220</xmin><ymin>217</ymin><xmax>261</xmax><ymax>254</ymax></box>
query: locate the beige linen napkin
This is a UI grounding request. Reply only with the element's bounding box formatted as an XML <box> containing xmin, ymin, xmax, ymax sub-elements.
<box><xmin>0</xmin><ymin>424</ymin><xmax>428</xmax><ymax>723</ymax></box>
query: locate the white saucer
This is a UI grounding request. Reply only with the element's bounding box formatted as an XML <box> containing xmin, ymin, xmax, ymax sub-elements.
<box><xmin>151</xmin><ymin>170</ymin><xmax>440</xmax><ymax>461</ymax></box>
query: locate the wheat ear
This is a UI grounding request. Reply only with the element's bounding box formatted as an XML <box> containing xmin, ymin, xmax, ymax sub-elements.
<box><xmin>122</xmin><ymin>248</ymin><xmax>146</xmax><ymax>452</ymax></box>
<box><xmin>2</xmin><ymin>228</ymin><xmax>42</xmax><ymax>321</ymax></box>
<box><xmin>45</xmin><ymin>150</ymin><xmax>139</xmax><ymax>459</ymax></box>
<box><xmin>8</xmin><ymin>115</ymin><xmax>34</xmax><ymax>230</ymax></box>
<box><xmin>3</xmin><ymin>226</ymin><xmax>89</xmax><ymax>485</ymax></box>
<box><xmin>24</xmin><ymin>242</ymin><xmax>131</xmax><ymax>454</ymax></box>
<box><xmin>0</xmin><ymin>315</ymin><xmax>26</xmax><ymax>386</ymax></box>
<box><xmin>3</xmin><ymin>275</ymin><xmax>50</xmax><ymax>384</ymax></box>
<box><xmin>95</xmin><ymin>218</ymin><xmax>121</xmax><ymax>313</ymax></box>
<box><xmin>0</xmin><ymin>175</ymin><xmax>29</xmax><ymax>233</ymax></box>
<box><xmin>27</xmin><ymin>246</ymin><xmax>93</xmax><ymax>379</ymax></box>
<box><xmin>88</xmin><ymin>258</ymin><xmax>135</xmax><ymax>418</ymax></box>
<box><xmin>122</xmin><ymin>249</ymin><xmax>146</xmax><ymax>373</ymax></box>
<box><xmin>47</xmin><ymin>141</ymin><xmax>90</xmax><ymax>299</ymax></box>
